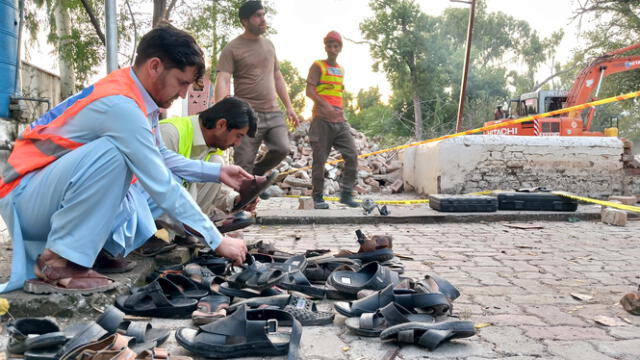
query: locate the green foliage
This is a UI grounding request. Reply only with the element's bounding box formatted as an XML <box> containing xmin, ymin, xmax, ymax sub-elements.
<box><xmin>358</xmin><ymin>0</ymin><xmax>563</xmax><ymax>139</ymax></box>
<box><xmin>277</xmin><ymin>60</ymin><xmax>306</xmax><ymax>115</ymax></box>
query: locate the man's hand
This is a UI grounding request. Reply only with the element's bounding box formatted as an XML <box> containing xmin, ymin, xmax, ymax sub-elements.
<box><xmin>220</xmin><ymin>165</ymin><xmax>253</xmax><ymax>190</ymax></box>
<box><xmin>286</xmin><ymin>108</ymin><xmax>301</xmax><ymax>128</ymax></box>
<box><xmin>215</xmin><ymin>236</ymin><xmax>247</xmax><ymax>265</ymax></box>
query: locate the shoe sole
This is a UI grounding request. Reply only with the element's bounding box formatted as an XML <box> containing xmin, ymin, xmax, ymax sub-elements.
<box><xmin>23</xmin><ymin>279</ymin><xmax>119</xmax><ymax>295</ymax></box>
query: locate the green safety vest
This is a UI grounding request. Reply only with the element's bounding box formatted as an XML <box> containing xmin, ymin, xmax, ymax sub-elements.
<box><xmin>160</xmin><ymin>115</ymin><xmax>223</xmax><ymax>161</ymax></box>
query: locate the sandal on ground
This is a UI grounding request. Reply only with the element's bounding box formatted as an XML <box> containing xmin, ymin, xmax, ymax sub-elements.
<box><xmin>60</xmin><ymin>333</ymin><xmax>133</xmax><ymax>360</ymax></box>
<box><xmin>334</xmin><ymin>283</ymin><xmax>452</xmax><ymax>318</ymax></box>
<box><xmin>335</xmin><ymin>230</ymin><xmax>394</xmax><ymax>263</ymax></box>
<box><xmin>7</xmin><ymin>318</ymin><xmax>66</xmax><ymax>355</ymax></box>
<box><xmin>379</xmin><ymin>321</ymin><xmax>476</xmax><ymax>350</ymax></box>
<box><xmin>327</xmin><ymin>262</ymin><xmax>400</xmax><ymax>295</ymax></box>
<box><xmin>134</xmin><ymin>235</ymin><xmax>177</xmax><ymax>257</ymax></box>
<box><xmin>92</xmin><ymin>305</ymin><xmax>170</xmax><ymax>353</ymax></box>
<box><xmin>303</xmin><ymin>256</ymin><xmax>361</xmax><ymax>284</ymax></box>
<box><xmin>226</xmin><ymin>255</ymin><xmax>286</xmax><ymax>291</ymax></box>
<box><xmin>191</xmin><ymin>295</ymin><xmax>231</xmax><ymax>326</ymax></box>
<box><xmin>24</xmin><ymin>257</ymin><xmax>117</xmax><ymax>295</ymax></box>
<box><xmin>136</xmin><ymin>348</ymin><xmax>193</xmax><ymax>360</ymax></box>
<box><xmin>230</xmin><ymin>294</ymin><xmax>334</xmax><ymax>326</ymax></box>
<box><xmin>216</xmin><ymin>281</ymin><xmax>285</xmax><ymax>299</ymax></box>
<box><xmin>232</xmin><ymin>172</ymin><xmax>278</xmax><ymax>212</ymax></box>
<box><xmin>115</xmin><ymin>277</ymin><xmax>198</xmax><ymax>318</ymax></box>
<box><xmin>188</xmin><ymin>254</ymin><xmax>230</xmax><ymax>275</ymax></box>
<box><xmin>345</xmin><ymin>302</ymin><xmax>435</xmax><ymax>337</ymax></box>
<box><xmin>92</xmin><ymin>251</ymin><xmax>137</xmax><ymax>274</ymax></box>
<box><xmin>161</xmin><ymin>273</ymin><xmax>209</xmax><ymax>299</ymax></box>
<box><xmin>57</xmin><ymin>322</ymin><xmax>109</xmax><ymax>360</ymax></box>
<box><xmin>175</xmin><ymin>304</ymin><xmax>302</xmax><ymax>360</ymax></box>
<box><xmin>212</xmin><ymin>212</ymin><xmax>255</xmax><ymax>234</ymax></box>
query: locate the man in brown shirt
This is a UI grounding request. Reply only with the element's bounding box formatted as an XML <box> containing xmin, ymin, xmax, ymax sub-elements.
<box><xmin>306</xmin><ymin>31</ymin><xmax>359</xmax><ymax>209</ymax></box>
<box><xmin>214</xmin><ymin>0</ymin><xmax>300</xmax><ymax>176</ymax></box>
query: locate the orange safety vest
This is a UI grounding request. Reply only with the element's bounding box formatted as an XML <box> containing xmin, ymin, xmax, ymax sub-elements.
<box><xmin>0</xmin><ymin>67</ymin><xmax>147</xmax><ymax>198</ymax></box>
<box><xmin>314</xmin><ymin>60</ymin><xmax>344</xmax><ymax>108</ymax></box>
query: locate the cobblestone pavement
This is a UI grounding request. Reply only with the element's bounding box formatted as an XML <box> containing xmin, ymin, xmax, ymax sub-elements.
<box><xmin>148</xmin><ymin>218</ymin><xmax>639</xmax><ymax>360</ymax></box>
<box><xmin>1</xmin><ymin>198</ymin><xmax>640</xmax><ymax>359</ymax></box>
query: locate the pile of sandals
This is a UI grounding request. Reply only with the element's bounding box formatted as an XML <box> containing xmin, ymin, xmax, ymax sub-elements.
<box><xmin>7</xmin><ymin>229</ymin><xmax>476</xmax><ymax>359</ymax></box>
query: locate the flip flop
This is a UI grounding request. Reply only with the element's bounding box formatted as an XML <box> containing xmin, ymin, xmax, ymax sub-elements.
<box><xmin>115</xmin><ymin>277</ymin><xmax>198</xmax><ymax>318</ymax></box>
<box><xmin>345</xmin><ymin>302</ymin><xmax>435</xmax><ymax>337</ymax></box>
<box><xmin>175</xmin><ymin>305</ymin><xmax>302</xmax><ymax>360</ymax></box>
<box><xmin>380</xmin><ymin>321</ymin><xmax>476</xmax><ymax>350</ymax></box>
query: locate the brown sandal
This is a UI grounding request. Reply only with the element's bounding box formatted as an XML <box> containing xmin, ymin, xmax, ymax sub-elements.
<box><xmin>24</xmin><ymin>256</ymin><xmax>117</xmax><ymax>295</ymax></box>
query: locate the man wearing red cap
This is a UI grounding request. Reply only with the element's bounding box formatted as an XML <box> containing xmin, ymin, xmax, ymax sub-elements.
<box><xmin>306</xmin><ymin>31</ymin><xmax>359</xmax><ymax>209</ymax></box>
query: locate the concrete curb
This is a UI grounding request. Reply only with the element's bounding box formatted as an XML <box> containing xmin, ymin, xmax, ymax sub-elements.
<box><xmin>256</xmin><ymin>206</ymin><xmax>605</xmax><ymax>225</ymax></box>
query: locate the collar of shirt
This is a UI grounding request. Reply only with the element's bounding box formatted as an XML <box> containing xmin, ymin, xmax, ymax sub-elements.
<box><xmin>191</xmin><ymin>115</ymin><xmax>207</xmax><ymax>149</ymax></box>
<box><xmin>129</xmin><ymin>68</ymin><xmax>160</xmax><ymax>122</ymax></box>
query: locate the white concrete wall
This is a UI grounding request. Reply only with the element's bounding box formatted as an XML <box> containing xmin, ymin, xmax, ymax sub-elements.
<box><xmin>403</xmin><ymin>135</ymin><xmax>624</xmax><ymax>198</ymax></box>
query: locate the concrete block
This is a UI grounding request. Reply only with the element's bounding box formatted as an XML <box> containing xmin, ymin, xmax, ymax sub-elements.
<box><xmin>601</xmin><ymin>207</ymin><xmax>627</xmax><ymax>226</ymax></box>
<box><xmin>608</xmin><ymin>195</ymin><xmax>637</xmax><ymax>205</ymax></box>
<box><xmin>298</xmin><ymin>198</ymin><xmax>314</xmax><ymax>210</ymax></box>
<box><xmin>154</xmin><ymin>246</ymin><xmax>192</xmax><ymax>267</ymax></box>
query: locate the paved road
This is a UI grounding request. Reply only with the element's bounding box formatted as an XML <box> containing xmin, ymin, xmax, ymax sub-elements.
<box><xmin>148</xmin><ymin>218</ymin><xmax>640</xmax><ymax>360</ymax></box>
<box><xmin>1</xmin><ymin>199</ymin><xmax>639</xmax><ymax>359</ymax></box>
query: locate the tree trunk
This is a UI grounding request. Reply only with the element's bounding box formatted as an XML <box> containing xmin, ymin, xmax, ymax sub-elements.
<box><xmin>152</xmin><ymin>0</ymin><xmax>167</xmax><ymax>27</ymax></box>
<box><xmin>410</xmin><ymin>71</ymin><xmax>423</xmax><ymax>140</ymax></box>
<box><xmin>53</xmin><ymin>1</ymin><xmax>76</xmax><ymax>98</ymax></box>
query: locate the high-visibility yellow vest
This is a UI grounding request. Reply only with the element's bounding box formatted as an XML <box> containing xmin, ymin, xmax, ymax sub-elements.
<box><xmin>160</xmin><ymin>116</ymin><xmax>223</xmax><ymax>162</ymax></box>
<box><xmin>314</xmin><ymin>60</ymin><xmax>344</xmax><ymax>108</ymax></box>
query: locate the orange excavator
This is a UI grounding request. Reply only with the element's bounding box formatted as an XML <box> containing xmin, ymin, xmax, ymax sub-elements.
<box><xmin>484</xmin><ymin>42</ymin><xmax>640</xmax><ymax>136</ymax></box>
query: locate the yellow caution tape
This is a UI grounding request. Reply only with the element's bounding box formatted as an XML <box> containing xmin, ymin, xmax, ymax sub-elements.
<box><xmin>280</xmin><ymin>90</ymin><xmax>640</xmax><ymax>176</ymax></box>
<box><xmin>552</xmin><ymin>191</ymin><xmax>640</xmax><ymax>213</ymax></box>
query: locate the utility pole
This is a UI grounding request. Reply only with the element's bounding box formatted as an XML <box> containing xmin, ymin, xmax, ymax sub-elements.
<box><xmin>105</xmin><ymin>0</ymin><xmax>118</xmax><ymax>73</ymax></box>
<box><xmin>451</xmin><ymin>0</ymin><xmax>475</xmax><ymax>132</ymax></box>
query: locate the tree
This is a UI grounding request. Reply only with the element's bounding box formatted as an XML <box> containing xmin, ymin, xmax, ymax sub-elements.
<box><xmin>278</xmin><ymin>60</ymin><xmax>306</xmax><ymax>116</ymax></box>
<box><xmin>360</xmin><ymin>0</ymin><xmax>430</xmax><ymax>140</ymax></box>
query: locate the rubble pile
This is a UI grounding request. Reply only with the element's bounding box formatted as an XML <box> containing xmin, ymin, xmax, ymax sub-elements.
<box><xmin>262</xmin><ymin>122</ymin><xmax>404</xmax><ymax>197</ymax></box>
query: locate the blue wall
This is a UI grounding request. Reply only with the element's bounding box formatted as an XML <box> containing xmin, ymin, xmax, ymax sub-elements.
<box><xmin>0</xmin><ymin>0</ymin><xmax>18</xmax><ymax>118</ymax></box>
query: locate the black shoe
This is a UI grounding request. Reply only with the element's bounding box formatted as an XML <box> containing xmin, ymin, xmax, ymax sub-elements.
<box><xmin>339</xmin><ymin>191</ymin><xmax>359</xmax><ymax>208</ymax></box>
<box><xmin>313</xmin><ymin>194</ymin><xmax>329</xmax><ymax>209</ymax></box>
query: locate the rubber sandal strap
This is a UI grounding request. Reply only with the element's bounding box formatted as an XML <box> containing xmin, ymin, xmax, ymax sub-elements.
<box><xmin>96</xmin><ymin>305</ymin><xmax>125</xmax><ymax>334</ymax></box>
<box><xmin>417</xmin><ymin>329</ymin><xmax>453</xmax><ymax>350</ymax></box>
<box><xmin>124</xmin><ymin>322</ymin><xmax>150</xmax><ymax>344</ymax></box>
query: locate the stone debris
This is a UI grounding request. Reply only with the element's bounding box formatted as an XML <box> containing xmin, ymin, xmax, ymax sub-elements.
<box><xmin>601</xmin><ymin>207</ymin><xmax>627</xmax><ymax>226</ymax></box>
<box><xmin>259</xmin><ymin>122</ymin><xmax>402</xmax><ymax>196</ymax></box>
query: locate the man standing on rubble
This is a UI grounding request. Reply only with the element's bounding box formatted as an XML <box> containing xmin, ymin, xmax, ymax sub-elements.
<box><xmin>0</xmin><ymin>24</ymin><xmax>248</xmax><ymax>294</ymax></box>
<box><xmin>214</xmin><ymin>0</ymin><xmax>301</xmax><ymax>176</ymax></box>
<box><xmin>306</xmin><ymin>31</ymin><xmax>359</xmax><ymax>209</ymax></box>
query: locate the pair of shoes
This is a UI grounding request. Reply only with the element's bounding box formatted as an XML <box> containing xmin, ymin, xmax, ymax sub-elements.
<box><xmin>313</xmin><ymin>194</ymin><xmax>329</xmax><ymax>209</ymax></box>
<box><xmin>340</xmin><ymin>191</ymin><xmax>360</xmax><ymax>208</ymax></box>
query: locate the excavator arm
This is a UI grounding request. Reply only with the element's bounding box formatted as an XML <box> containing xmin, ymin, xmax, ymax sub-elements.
<box><xmin>566</xmin><ymin>43</ymin><xmax>640</xmax><ymax>130</ymax></box>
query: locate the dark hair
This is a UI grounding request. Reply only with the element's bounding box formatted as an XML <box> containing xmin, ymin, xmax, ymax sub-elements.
<box><xmin>239</xmin><ymin>1</ymin><xmax>264</xmax><ymax>20</ymax></box>
<box><xmin>199</xmin><ymin>97</ymin><xmax>257</xmax><ymax>137</ymax></box>
<box><xmin>134</xmin><ymin>23</ymin><xmax>205</xmax><ymax>81</ymax></box>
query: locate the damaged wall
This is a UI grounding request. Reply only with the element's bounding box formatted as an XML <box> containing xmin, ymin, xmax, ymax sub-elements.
<box><xmin>403</xmin><ymin>135</ymin><xmax>625</xmax><ymax>198</ymax></box>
